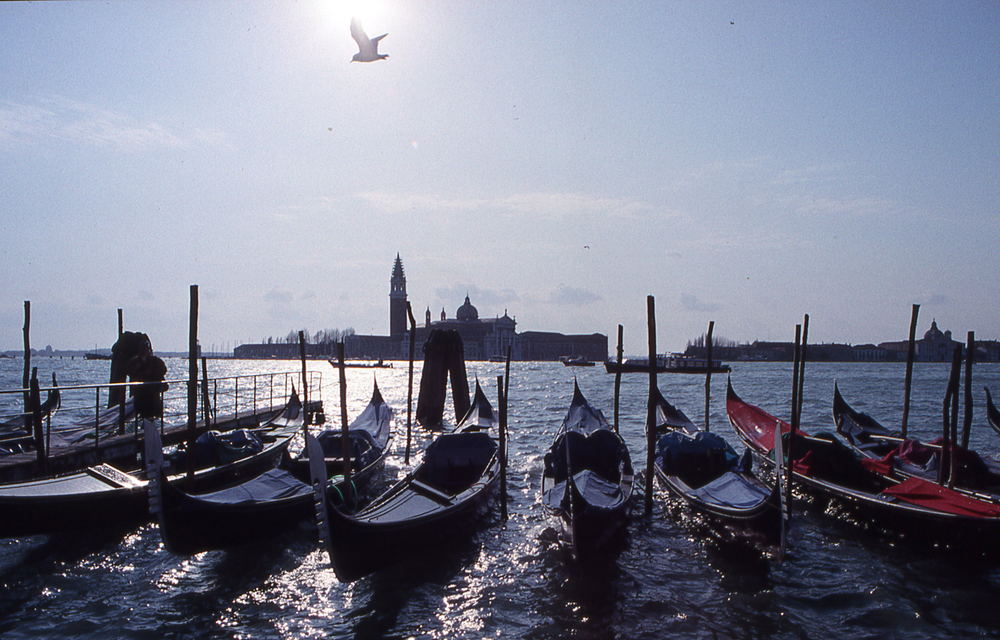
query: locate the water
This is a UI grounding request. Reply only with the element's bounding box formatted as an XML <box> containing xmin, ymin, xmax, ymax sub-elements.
<box><xmin>2</xmin><ymin>358</ymin><xmax>1000</xmax><ymax>639</ymax></box>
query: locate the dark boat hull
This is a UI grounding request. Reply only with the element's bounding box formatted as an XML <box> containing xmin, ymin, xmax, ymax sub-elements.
<box><xmin>0</xmin><ymin>434</ymin><xmax>293</xmax><ymax>538</ymax></box>
<box><xmin>158</xmin><ymin>456</ymin><xmax>386</xmax><ymax>554</ymax></box>
<box><xmin>324</xmin><ymin>471</ymin><xmax>499</xmax><ymax>582</ymax></box>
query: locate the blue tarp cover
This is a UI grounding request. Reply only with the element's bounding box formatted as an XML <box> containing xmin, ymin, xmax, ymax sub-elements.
<box><xmin>191</xmin><ymin>468</ymin><xmax>311</xmax><ymax>505</ymax></box>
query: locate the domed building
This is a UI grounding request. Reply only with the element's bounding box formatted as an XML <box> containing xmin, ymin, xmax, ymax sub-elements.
<box><xmin>343</xmin><ymin>255</ymin><xmax>607</xmax><ymax>362</ymax></box>
<box><xmin>413</xmin><ymin>294</ymin><xmax>517</xmax><ymax>360</ymax></box>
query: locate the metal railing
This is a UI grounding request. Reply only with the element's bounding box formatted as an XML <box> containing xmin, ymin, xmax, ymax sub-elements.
<box><xmin>0</xmin><ymin>369</ymin><xmax>322</xmax><ymax>466</ymax></box>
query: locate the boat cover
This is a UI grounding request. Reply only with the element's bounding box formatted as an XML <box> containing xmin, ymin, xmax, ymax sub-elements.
<box><xmin>170</xmin><ymin>429</ymin><xmax>264</xmax><ymax>469</ymax></box>
<box><xmin>543</xmin><ymin>470</ymin><xmax>623</xmax><ymax>510</ymax></box>
<box><xmin>655</xmin><ymin>431</ymin><xmax>740</xmax><ymax>477</ymax></box>
<box><xmin>188</xmin><ymin>468</ymin><xmax>311</xmax><ymax>505</ymax></box>
<box><xmin>687</xmin><ymin>472</ymin><xmax>770</xmax><ymax>509</ymax></box>
<box><xmin>882</xmin><ymin>477</ymin><xmax>1000</xmax><ymax>518</ymax></box>
<box><xmin>545</xmin><ymin>430</ymin><xmax>628</xmax><ymax>483</ymax></box>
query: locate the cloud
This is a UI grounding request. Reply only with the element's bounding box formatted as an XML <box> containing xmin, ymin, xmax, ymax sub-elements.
<box><xmin>680</xmin><ymin>293</ymin><xmax>721</xmax><ymax>313</ymax></box>
<box><xmin>355</xmin><ymin>191</ymin><xmax>659</xmax><ymax>220</ymax></box>
<box><xmin>782</xmin><ymin>194</ymin><xmax>900</xmax><ymax>218</ymax></box>
<box><xmin>548</xmin><ymin>285</ymin><xmax>601</xmax><ymax>306</ymax></box>
<box><xmin>264</xmin><ymin>289</ymin><xmax>294</xmax><ymax>304</ymax></box>
<box><xmin>0</xmin><ymin>96</ymin><xmax>223</xmax><ymax>152</ymax></box>
<box><xmin>918</xmin><ymin>293</ymin><xmax>950</xmax><ymax>306</ymax></box>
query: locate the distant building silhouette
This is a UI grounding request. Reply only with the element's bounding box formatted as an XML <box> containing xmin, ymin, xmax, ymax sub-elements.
<box><xmin>236</xmin><ymin>255</ymin><xmax>607</xmax><ymax>361</ymax></box>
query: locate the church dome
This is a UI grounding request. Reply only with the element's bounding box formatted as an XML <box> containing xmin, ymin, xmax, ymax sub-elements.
<box><xmin>457</xmin><ymin>295</ymin><xmax>479</xmax><ymax>321</ymax></box>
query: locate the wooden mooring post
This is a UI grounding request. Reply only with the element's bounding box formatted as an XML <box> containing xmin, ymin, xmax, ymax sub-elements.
<box><xmin>186</xmin><ymin>285</ymin><xmax>199</xmax><ymax>478</ymax></box>
<box><xmin>405</xmin><ymin>302</ymin><xmax>416</xmax><ymax>465</ymax></box>
<box><xmin>497</xmin><ymin>374</ymin><xmax>508</xmax><ymax>522</ymax></box>
<box><xmin>704</xmin><ymin>320</ymin><xmax>714</xmax><ymax>431</ymax></box>
<box><xmin>613</xmin><ymin>324</ymin><xmax>623</xmax><ymax>433</ymax></box>
<box><xmin>644</xmin><ymin>295</ymin><xmax>656</xmax><ymax>517</ymax></box>
<box><xmin>901</xmin><ymin>304</ymin><xmax>920</xmax><ymax>437</ymax></box>
<box><xmin>337</xmin><ymin>342</ymin><xmax>351</xmax><ymax>487</ymax></box>
<box><xmin>298</xmin><ymin>331</ymin><xmax>309</xmax><ymax>421</ymax></box>
<box><xmin>22</xmin><ymin>301</ymin><xmax>30</xmax><ymax>420</ymax></box>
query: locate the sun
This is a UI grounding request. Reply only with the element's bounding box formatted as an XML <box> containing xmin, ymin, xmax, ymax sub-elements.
<box><xmin>317</xmin><ymin>0</ymin><xmax>387</xmax><ymax>33</ymax></box>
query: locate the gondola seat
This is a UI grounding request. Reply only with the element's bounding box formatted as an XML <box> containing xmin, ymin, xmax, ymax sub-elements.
<box><xmin>416</xmin><ymin>432</ymin><xmax>496</xmax><ymax>493</ymax></box>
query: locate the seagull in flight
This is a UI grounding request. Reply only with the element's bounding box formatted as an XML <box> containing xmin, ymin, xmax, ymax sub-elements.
<box><xmin>350</xmin><ymin>17</ymin><xmax>388</xmax><ymax>63</ymax></box>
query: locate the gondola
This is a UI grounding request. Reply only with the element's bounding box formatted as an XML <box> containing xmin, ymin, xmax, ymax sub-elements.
<box><xmin>986</xmin><ymin>388</ymin><xmax>1000</xmax><ymax>437</ymax></box>
<box><xmin>149</xmin><ymin>382</ymin><xmax>393</xmax><ymax>554</ymax></box>
<box><xmin>0</xmin><ymin>392</ymin><xmax>303</xmax><ymax>538</ymax></box>
<box><xmin>309</xmin><ymin>380</ymin><xmax>500</xmax><ymax>582</ymax></box>
<box><xmin>727</xmin><ymin>379</ymin><xmax>1000</xmax><ymax>547</ymax></box>
<box><xmin>651</xmin><ymin>385</ymin><xmax>776</xmax><ymax>528</ymax></box>
<box><xmin>541</xmin><ymin>381</ymin><xmax>633</xmax><ymax>559</ymax></box>
<box><xmin>833</xmin><ymin>383</ymin><xmax>1000</xmax><ymax>500</ymax></box>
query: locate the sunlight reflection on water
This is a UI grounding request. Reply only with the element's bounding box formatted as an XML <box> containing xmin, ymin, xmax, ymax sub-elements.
<box><xmin>2</xmin><ymin>359</ymin><xmax>1000</xmax><ymax>638</ymax></box>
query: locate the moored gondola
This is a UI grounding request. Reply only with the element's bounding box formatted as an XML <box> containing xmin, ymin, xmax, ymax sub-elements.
<box><xmin>541</xmin><ymin>381</ymin><xmax>633</xmax><ymax>559</ymax></box>
<box><xmin>309</xmin><ymin>380</ymin><xmax>500</xmax><ymax>582</ymax></box>
<box><xmin>728</xmin><ymin>379</ymin><xmax>1000</xmax><ymax>547</ymax></box>
<box><xmin>833</xmin><ymin>383</ymin><xmax>1000</xmax><ymax>501</ymax></box>
<box><xmin>651</xmin><ymin>385</ymin><xmax>776</xmax><ymax>528</ymax></box>
<box><xmin>0</xmin><ymin>392</ymin><xmax>304</xmax><ymax>538</ymax></box>
<box><xmin>149</xmin><ymin>382</ymin><xmax>393</xmax><ymax>554</ymax></box>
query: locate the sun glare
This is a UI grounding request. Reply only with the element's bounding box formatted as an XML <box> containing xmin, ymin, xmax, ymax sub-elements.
<box><xmin>319</xmin><ymin>0</ymin><xmax>386</xmax><ymax>33</ymax></box>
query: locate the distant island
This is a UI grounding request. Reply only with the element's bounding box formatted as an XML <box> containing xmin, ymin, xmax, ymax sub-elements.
<box><xmin>683</xmin><ymin>320</ymin><xmax>1000</xmax><ymax>363</ymax></box>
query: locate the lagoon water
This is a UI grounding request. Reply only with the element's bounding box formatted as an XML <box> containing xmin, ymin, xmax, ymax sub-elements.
<box><xmin>2</xmin><ymin>357</ymin><xmax>1000</xmax><ymax>639</ymax></box>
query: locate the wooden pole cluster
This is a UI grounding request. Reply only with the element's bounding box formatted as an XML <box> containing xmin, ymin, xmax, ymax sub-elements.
<box><xmin>901</xmin><ymin>304</ymin><xmax>920</xmax><ymax>437</ymax></box>
<box><xmin>943</xmin><ymin>346</ymin><xmax>963</xmax><ymax>487</ymax></box>
<box><xmin>613</xmin><ymin>324</ymin><xmax>623</xmax><ymax>433</ymax></box>
<box><xmin>186</xmin><ymin>285</ymin><xmax>199</xmax><ymax>478</ymax></box>
<box><xmin>704</xmin><ymin>320</ymin><xmax>714</xmax><ymax>431</ymax></box>
<box><xmin>337</xmin><ymin>341</ymin><xmax>351</xmax><ymax>487</ymax></box>
<box><xmin>201</xmin><ymin>357</ymin><xmax>212</xmax><ymax>427</ymax></box>
<box><xmin>961</xmin><ymin>331</ymin><xmax>975</xmax><ymax>450</ymax></box>
<box><xmin>298</xmin><ymin>331</ymin><xmax>309</xmax><ymax>414</ymax></box>
<box><xmin>644</xmin><ymin>295</ymin><xmax>657</xmax><ymax>517</ymax></box>
<box><xmin>786</xmin><ymin>323</ymin><xmax>802</xmax><ymax>513</ymax></box>
<box><xmin>405</xmin><ymin>302</ymin><xmax>416</xmax><ymax>465</ymax></box>
<box><xmin>297</xmin><ymin>332</ymin><xmax>311</xmax><ymax>446</ymax></box>
<box><xmin>29</xmin><ymin>368</ymin><xmax>44</xmax><ymax>471</ymax></box>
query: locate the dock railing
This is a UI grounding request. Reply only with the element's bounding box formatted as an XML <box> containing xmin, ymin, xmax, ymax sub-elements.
<box><xmin>0</xmin><ymin>369</ymin><xmax>322</xmax><ymax>468</ymax></box>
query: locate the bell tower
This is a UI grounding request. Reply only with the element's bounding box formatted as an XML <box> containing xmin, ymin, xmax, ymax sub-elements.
<box><xmin>389</xmin><ymin>254</ymin><xmax>407</xmax><ymax>337</ymax></box>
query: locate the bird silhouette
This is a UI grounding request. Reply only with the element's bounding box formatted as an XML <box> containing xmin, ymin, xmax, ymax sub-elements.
<box><xmin>350</xmin><ymin>17</ymin><xmax>388</xmax><ymax>62</ymax></box>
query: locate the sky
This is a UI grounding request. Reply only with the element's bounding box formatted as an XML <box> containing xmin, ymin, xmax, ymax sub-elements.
<box><xmin>1</xmin><ymin>1</ymin><xmax>998</xmax><ymax>353</ymax></box>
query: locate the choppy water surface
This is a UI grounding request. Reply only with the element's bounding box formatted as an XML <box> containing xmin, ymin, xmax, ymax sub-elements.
<box><xmin>2</xmin><ymin>358</ymin><xmax>1000</xmax><ymax>639</ymax></box>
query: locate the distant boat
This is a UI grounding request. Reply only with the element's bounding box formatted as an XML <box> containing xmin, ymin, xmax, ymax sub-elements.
<box><xmin>604</xmin><ymin>353</ymin><xmax>730</xmax><ymax>374</ymax></box>
<box><xmin>327</xmin><ymin>358</ymin><xmax>392</xmax><ymax>369</ymax></box>
<box><xmin>84</xmin><ymin>353</ymin><xmax>112</xmax><ymax>360</ymax></box>
<box><xmin>560</xmin><ymin>356</ymin><xmax>595</xmax><ymax>367</ymax></box>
